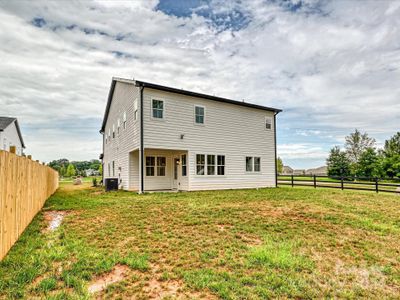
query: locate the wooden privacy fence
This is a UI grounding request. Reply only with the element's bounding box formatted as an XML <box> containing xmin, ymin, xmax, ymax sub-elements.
<box><xmin>278</xmin><ymin>175</ymin><xmax>400</xmax><ymax>194</ymax></box>
<box><xmin>0</xmin><ymin>149</ymin><xmax>59</xmax><ymax>260</ymax></box>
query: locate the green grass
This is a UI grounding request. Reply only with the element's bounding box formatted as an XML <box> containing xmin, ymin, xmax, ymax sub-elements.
<box><xmin>1</xmin><ymin>183</ymin><xmax>400</xmax><ymax>299</ymax></box>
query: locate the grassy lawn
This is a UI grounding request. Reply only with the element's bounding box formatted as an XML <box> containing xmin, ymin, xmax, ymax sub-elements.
<box><xmin>1</xmin><ymin>184</ymin><xmax>400</xmax><ymax>299</ymax></box>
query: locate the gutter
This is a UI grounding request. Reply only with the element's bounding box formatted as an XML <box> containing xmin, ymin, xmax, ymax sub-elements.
<box><xmin>139</xmin><ymin>85</ymin><xmax>144</xmax><ymax>194</ymax></box>
<box><xmin>274</xmin><ymin>111</ymin><xmax>280</xmax><ymax>188</ymax></box>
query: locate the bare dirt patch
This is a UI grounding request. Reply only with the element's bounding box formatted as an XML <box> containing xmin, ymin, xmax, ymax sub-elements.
<box><xmin>43</xmin><ymin>211</ymin><xmax>68</xmax><ymax>232</ymax></box>
<box><xmin>216</xmin><ymin>224</ymin><xmax>233</xmax><ymax>232</ymax></box>
<box><xmin>236</xmin><ymin>233</ymin><xmax>262</xmax><ymax>246</ymax></box>
<box><xmin>88</xmin><ymin>264</ymin><xmax>130</xmax><ymax>294</ymax></box>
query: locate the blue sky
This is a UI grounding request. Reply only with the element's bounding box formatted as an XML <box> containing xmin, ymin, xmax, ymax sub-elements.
<box><xmin>0</xmin><ymin>0</ymin><xmax>399</xmax><ymax>168</ymax></box>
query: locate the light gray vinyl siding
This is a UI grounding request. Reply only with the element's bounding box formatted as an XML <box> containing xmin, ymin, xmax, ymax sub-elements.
<box><xmin>142</xmin><ymin>88</ymin><xmax>276</xmax><ymax>191</ymax></box>
<box><xmin>0</xmin><ymin>122</ymin><xmax>23</xmax><ymax>155</ymax></box>
<box><xmin>103</xmin><ymin>81</ymin><xmax>140</xmax><ymax>190</ymax></box>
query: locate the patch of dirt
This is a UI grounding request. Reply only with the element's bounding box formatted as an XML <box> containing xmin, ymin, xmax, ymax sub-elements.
<box><xmin>216</xmin><ymin>224</ymin><xmax>233</xmax><ymax>232</ymax></box>
<box><xmin>142</xmin><ymin>263</ymin><xmax>216</xmax><ymax>299</ymax></box>
<box><xmin>91</xmin><ymin>190</ymin><xmax>105</xmax><ymax>195</ymax></box>
<box><xmin>43</xmin><ymin>211</ymin><xmax>68</xmax><ymax>232</ymax></box>
<box><xmin>236</xmin><ymin>233</ymin><xmax>262</xmax><ymax>246</ymax></box>
<box><xmin>88</xmin><ymin>264</ymin><xmax>130</xmax><ymax>294</ymax></box>
<box><xmin>334</xmin><ymin>260</ymin><xmax>387</xmax><ymax>290</ymax></box>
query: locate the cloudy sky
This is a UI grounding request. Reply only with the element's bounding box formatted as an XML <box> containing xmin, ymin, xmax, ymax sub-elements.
<box><xmin>0</xmin><ymin>0</ymin><xmax>399</xmax><ymax>168</ymax></box>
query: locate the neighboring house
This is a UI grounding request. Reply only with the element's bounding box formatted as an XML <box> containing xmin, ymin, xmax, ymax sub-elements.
<box><xmin>100</xmin><ymin>77</ymin><xmax>281</xmax><ymax>192</ymax></box>
<box><xmin>0</xmin><ymin>117</ymin><xmax>25</xmax><ymax>156</ymax></box>
<box><xmin>85</xmin><ymin>169</ymin><xmax>100</xmax><ymax>177</ymax></box>
<box><xmin>282</xmin><ymin>165</ymin><xmax>294</xmax><ymax>175</ymax></box>
<box><xmin>306</xmin><ymin>166</ymin><xmax>327</xmax><ymax>176</ymax></box>
<box><xmin>293</xmin><ymin>169</ymin><xmax>306</xmax><ymax>175</ymax></box>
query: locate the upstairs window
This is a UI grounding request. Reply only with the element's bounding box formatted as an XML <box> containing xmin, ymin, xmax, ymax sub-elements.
<box><xmin>123</xmin><ymin>112</ymin><xmax>127</xmax><ymax>129</ymax></box>
<box><xmin>117</xmin><ymin>118</ymin><xmax>120</xmax><ymax>134</ymax></box>
<box><xmin>181</xmin><ymin>154</ymin><xmax>187</xmax><ymax>176</ymax></box>
<box><xmin>112</xmin><ymin>124</ymin><xmax>115</xmax><ymax>138</ymax></box>
<box><xmin>265</xmin><ymin>117</ymin><xmax>272</xmax><ymax>130</ymax></box>
<box><xmin>195</xmin><ymin>105</ymin><xmax>205</xmax><ymax>124</ymax></box>
<box><xmin>108</xmin><ymin>128</ymin><xmax>111</xmax><ymax>140</ymax></box>
<box><xmin>152</xmin><ymin>99</ymin><xmax>164</xmax><ymax>119</ymax></box>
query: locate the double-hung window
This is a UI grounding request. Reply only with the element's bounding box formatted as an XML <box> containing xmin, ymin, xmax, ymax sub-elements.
<box><xmin>196</xmin><ymin>154</ymin><xmax>205</xmax><ymax>175</ymax></box>
<box><xmin>246</xmin><ymin>156</ymin><xmax>261</xmax><ymax>172</ymax></box>
<box><xmin>207</xmin><ymin>155</ymin><xmax>215</xmax><ymax>175</ymax></box>
<box><xmin>146</xmin><ymin>156</ymin><xmax>166</xmax><ymax>176</ymax></box>
<box><xmin>265</xmin><ymin>117</ymin><xmax>272</xmax><ymax>130</ymax></box>
<box><xmin>195</xmin><ymin>105</ymin><xmax>205</xmax><ymax>124</ymax></box>
<box><xmin>217</xmin><ymin>155</ymin><xmax>225</xmax><ymax>175</ymax></box>
<box><xmin>146</xmin><ymin>156</ymin><xmax>155</xmax><ymax>176</ymax></box>
<box><xmin>152</xmin><ymin>99</ymin><xmax>164</xmax><ymax>119</ymax></box>
<box><xmin>246</xmin><ymin>157</ymin><xmax>253</xmax><ymax>172</ymax></box>
<box><xmin>117</xmin><ymin>118</ymin><xmax>120</xmax><ymax>134</ymax></box>
<box><xmin>112</xmin><ymin>124</ymin><xmax>115</xmax><ymax>138</ymax></box>
<box><xmin>157</xmin><ymin>157</ymin><xmax>166</xmax><ymax>176</ymax></box>
<box><xmin>123</xmin><ymin>112</ymin><xmax>127</xmax><ymax>129</ymax></box>
<box><xmin>197</xmin><ymin>154</ymin><xmax>225</xmax><ymax>175</ymax></box>
<box><xmin>181</xmin><ymin>154</ymin><xmax>187</xmax><ymax>176</ymax></box>
<box><xmin>133</xmin><ymin>100</ymin><xmax>138</xmax><ymax>121</ymax></box>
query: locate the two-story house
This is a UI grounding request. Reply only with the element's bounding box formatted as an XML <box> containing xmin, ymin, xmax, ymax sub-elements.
<box><xmin>100</xmin><ymin>77</ymin><xmax>281</xmax><ymax>193</ymax></box>
<box><xmin>0</xmin><ymin>117</ymin><xmax>25</xmax><ymax>156</ymax></box>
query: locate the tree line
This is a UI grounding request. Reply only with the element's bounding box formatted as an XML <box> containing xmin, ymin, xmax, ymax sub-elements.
<box><xmin>48</xmin><ymin>159</ymin><xmax>102</xmax><ymax>177</ymax></box>
<box><xmin>327</xmin><ymin>130</ymin><xmax>400</xmax><ymax>178</ymax></box>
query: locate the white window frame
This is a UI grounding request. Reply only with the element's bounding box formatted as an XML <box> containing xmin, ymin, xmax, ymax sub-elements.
<box><xmin>117</xmin><ymin>118</ymin><xmax>121</xmax><ymax>134</ymax></box>
<box><xmin>151</xmin><ymin>99</ymin><xmax>165</xmax><ymax>120</ymax></box>
<box><xmin>265</xmin><ymin>117</ymin><xmax>272</xmax><ymax>130</ymax></box>
<box><xmin>145</xmin><ymin>156</ymin><xmax>166</xmax><ymax>177</ymax></box>
<box><xmin>112</xmin><ymin>124</ymin><xmax>115</xmax><ymax>138</ymax></box>
<box><xmin>133</xmin><ymin>100</ymin><xmax>138</xmax><ymax>122</ymax></box>
<box><xmin>246</xmin><ymin>156</ymin><xmax>261</xmax><ymax>173</ymax></box>
<box><xmin>181</xmin><ymin>154</ymin><xmax>187</xmax><ymax>176</ymax></box>
<box><xmin>194</xmin><ymin>105</ymin><xmax>205</xmax><ymax>125</ymax></box>
<box><xmin>246</xmin><ymin>156</ymin><xmax>253</xmax><ymax>172</ymax></box>
<box><xmin>196</xmin><ymin>154</ymin><xmax>225</xmax><ymax>176</ymax></box>
<box><xmin>123</xmin><ymin>111</ymin><xmax>127</xmax><ymax>129</ymax></box>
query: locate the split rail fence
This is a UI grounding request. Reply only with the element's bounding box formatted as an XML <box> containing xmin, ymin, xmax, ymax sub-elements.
<box><xmin>278</xmin><ymin>175</ymin><xmax>400</xmax><ymax>194</ymax></box>
<box><xmin>0</xmin><ymin>149</ymin><xmax>59</xmax><ymax>260</ymax></box>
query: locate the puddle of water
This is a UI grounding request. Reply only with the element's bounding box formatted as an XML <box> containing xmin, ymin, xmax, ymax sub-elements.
<box><xmin>88</xmin><ymin>264</ymin><xmax>130</xmax><ymax>294</ymax></box>
<box><xmin>43</xmin><ymin>211</ymin><xmax>67</xmax><ymax>231</ymax></box>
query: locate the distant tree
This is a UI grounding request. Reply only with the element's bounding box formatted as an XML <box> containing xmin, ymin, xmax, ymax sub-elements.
<box><xmin>356</xmin><ymin>148</ymin><xmax>380</xmax><ymax>178</ymax></box>
<box><xmin>383</xmin><ymin>132</ymin><xmax>400</xmax><ymax>157</ymax></box>
<box><xmin>66</xmin><ymin>164</ymin><xmax>76</xmax><ymax>177</ymax></box>
<box><xmin>59</xmin><ymin>165</ymin><xmax>66</xmax><ymax>177</ymax></box>
<box><xmin>327</xmin><ymin>146</ymin><xmax>351</xmax><ymax>177</ymax></box>
<box><xmin>277</xmin><ymin>157</ymin><xmax>283</xmax><ymax>174</ymax></box>
<box><xmin>345</xmin><ymin>129</ymin><xmax>375</xmax><ymax>164</ymax></box>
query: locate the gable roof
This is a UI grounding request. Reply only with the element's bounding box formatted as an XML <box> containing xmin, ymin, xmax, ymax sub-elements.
<box><xmin>0</xmin><ymin>117</ymin><xmax>26</xmax><ymax>148</ymax></box>
<box><xmin>100</xmin><ymin>77</ymin><xmax>282</xmax><ymax>133</ymax></box>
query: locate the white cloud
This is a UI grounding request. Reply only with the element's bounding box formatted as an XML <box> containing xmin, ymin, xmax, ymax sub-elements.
<box><xmin>0</xmin><ymin>0</ymin><xmax>399</xmax><ymax>165</ymax></box>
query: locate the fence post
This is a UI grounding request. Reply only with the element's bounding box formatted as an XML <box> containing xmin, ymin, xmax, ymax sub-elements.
<box><xmin>291</xmin><ymin>175</ymin><xmax>294</xmax><ymax>187</ymax></box>
<box><xmin>375</xmin><ymin>178</ymin><xmax>378</xmax><ymax>193</ymax></box>
<box><xmin>341</xmin><ymin>176</ymin><xmax>344</xmax><ymax>190</ymax></box>
<box><xmin>314</xmin><ymin>175</ymin><xmax>316</xmax><ymax>188</ymax></box>
<box><xmin>9</xmin><ymin>146</ymin><xmax>16</xmax><ymax>154</ymax></box>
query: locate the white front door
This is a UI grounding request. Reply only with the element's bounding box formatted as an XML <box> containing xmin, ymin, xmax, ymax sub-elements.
<box><xmin>173</xmin><ymin>157</ymin><xmax>179</xmax><ymax>189</ymax></box>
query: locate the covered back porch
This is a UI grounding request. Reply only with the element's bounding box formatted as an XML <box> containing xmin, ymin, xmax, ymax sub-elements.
<box><xmin>129</xmin><ymin>148</ymin><xmax>188</xmax><ymax>192</ymax></box>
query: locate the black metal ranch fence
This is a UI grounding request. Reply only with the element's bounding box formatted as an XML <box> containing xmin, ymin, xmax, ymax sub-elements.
<box><xmin>278</xmin><ymin>175</ymin><xmax>400</xmax><ymax>194</ymax></box>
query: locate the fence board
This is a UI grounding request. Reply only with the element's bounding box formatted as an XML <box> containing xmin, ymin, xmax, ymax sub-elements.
<box><xmin>0</xmin><ymin>150</ymin><xmax>58</xmax><ymax>261</ymax></box>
